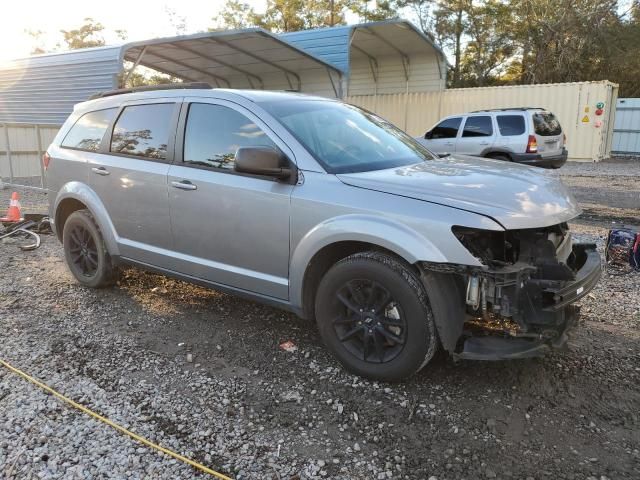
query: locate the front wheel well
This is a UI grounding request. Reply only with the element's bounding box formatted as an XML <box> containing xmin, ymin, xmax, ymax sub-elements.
<box><xmin>55</xmin><ymin>198</ymin><xmax>88</xmax><ymax>241</ymax></box>
<box><xmin>301</xmin><ymin>241</ymin><xmax>415</xmax><ymax>321</ymax></box>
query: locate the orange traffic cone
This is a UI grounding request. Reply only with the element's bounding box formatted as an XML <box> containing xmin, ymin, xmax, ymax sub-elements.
<box><xmin>1</xmin><ymin>191</ymin><xmax>24</xmax><ymax>223</ymax></box>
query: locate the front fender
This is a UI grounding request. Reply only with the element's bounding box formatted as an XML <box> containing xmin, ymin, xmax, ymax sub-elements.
<box><xmin>54</xmin><ymin>182</ymin><xmax>120</xmax><ymax>256</ymax></box>
<box><xmin>289</xmin><ymin>214</ymin><xmax>450</xmax><ymax>309</ymax></box>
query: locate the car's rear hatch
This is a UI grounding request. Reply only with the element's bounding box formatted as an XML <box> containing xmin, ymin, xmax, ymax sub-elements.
<box><xmin>531</xmin><ymin>111</ymin><xmax>564</xmax><ymax>158</ymax></box>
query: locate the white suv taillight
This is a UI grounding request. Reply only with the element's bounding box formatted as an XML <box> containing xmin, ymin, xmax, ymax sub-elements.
<box><xmin>526</xmin><ymin>135</ymin><xmax>538</xmax><ymax>153</ymax></box>
<box><xmin>43</xmin><ymin>152</ymin><xmax>51</xmax><ymax>170</ymax></box>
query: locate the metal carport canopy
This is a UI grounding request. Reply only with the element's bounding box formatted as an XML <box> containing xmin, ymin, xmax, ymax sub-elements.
<box><xmin>349</xmin><ymin>20</ymin><xmax>448</xmax><ymax>82</ymax></box>
<box><xmin>120</xmin><ymin>29</ymin><xmax>344</xmax><ymax>97</ymax></box>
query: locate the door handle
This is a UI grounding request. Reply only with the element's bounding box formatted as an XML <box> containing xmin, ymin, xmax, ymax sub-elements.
<box><xmin>91</xmin><ymin>167</ymin><xmax>110</xmax><ymax>176</ymax></box>
<box><xmin>171</xmin><ymin>180</ymin><xmax>197</xmax><ymax>191</ymax></box>
<box><xmin>479</xmin><ymin>141</ymin><xmax>490</xmax><ymax>146</ymax></box>
<box><xmin>445</xmin><ymin>141</ymin><xmax>454</xmax><ymax>146</ymax></box>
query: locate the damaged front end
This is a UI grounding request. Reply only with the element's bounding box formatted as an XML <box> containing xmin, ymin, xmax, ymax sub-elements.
<box><xmin>425</xmin><ymin>223</ymin><xmax>601</xmax><ymax>360</ymax></box>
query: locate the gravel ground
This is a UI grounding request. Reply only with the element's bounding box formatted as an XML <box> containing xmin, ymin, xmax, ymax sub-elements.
<box><xmin>556</xmin><ymin>160</ymin><xmax>640</xmax><ymax>226</ymax></box>
<box><xmin>1</xmin><ymin>161</ymin><xmax>639</xmax><ymax>480</ymax></box>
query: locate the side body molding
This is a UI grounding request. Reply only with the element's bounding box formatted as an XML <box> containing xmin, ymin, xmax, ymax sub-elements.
<box><xmin>53</xmin><ymin>182</ymin><xmax>120</xmax><ymax>256</ymax></box>
<box><xmin>288</xmin><ymin>214</ymin><xmax>447</xmax><ymax>310</ymax></box>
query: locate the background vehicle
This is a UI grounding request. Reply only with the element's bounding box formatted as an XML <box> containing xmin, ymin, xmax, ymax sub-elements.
<box><xmin>46</xmin><ymin>86</ymin><xmax>598</xmax><ymax>381</ymax></box>
<box><xmin>416</xmin><ymin>108</ymin><xmax>568</xmax><ymax>168</ymax></box>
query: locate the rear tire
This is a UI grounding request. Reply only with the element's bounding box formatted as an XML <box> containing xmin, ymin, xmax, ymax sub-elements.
<box><xmin>315</xmin><ymin>251</ymin><xmax>437</xmax><ymax>381</ymax></box>
<box><xmin>487</xmin><ymin>153</ymin><xmax>511</xmax><ymax>162</ymax></box>
<box><xmin>63</xmin><ymin>209</ymin><xmax>116</xmax><ymax>288</ymax></box>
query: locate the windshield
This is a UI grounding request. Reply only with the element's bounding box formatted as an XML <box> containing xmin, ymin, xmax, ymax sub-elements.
<box><xmin>262</xmin><ymin>100</ymin><xmax>436</xmax><ymax>173</ymax></box>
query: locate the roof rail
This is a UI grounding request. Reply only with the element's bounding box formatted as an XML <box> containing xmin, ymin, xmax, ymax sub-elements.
<box><xmin>470</xmin><ymin>107</ymin><xmax>545</xmax><ymax>113</ymax></box>
<box><xmin>89</xmin><ymin>82</ymin><xmax>213</xmax><ymax>100</ymax></box>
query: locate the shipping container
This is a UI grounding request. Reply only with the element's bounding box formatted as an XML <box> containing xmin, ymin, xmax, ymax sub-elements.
<box><xmin>348</xmin><ymin>81</ymin><xmax>619</xmax><ymax>161</ymax></box>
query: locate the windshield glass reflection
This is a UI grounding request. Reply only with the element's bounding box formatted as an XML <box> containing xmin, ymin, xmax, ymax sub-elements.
<box><xmin>262</xmin><ymin>100</ymin><xmax>437</xmax><ymax>173</ymax></box>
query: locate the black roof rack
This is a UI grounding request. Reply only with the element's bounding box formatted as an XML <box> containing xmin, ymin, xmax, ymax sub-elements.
<box><xmin>89</xmin><ymin>82</ymin><xmax>213</xmax><ymax>100</ymax></box>
<box><xmin>470</xmin><ymin>107</ymin><xmax>545</xmax><ymax>113</ymax></box>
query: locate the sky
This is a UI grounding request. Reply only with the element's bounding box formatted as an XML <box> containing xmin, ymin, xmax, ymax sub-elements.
<box><xmin>0</xmin><ymin>0</ymin><xmax>269</xmax><ymax>61</ymax></box>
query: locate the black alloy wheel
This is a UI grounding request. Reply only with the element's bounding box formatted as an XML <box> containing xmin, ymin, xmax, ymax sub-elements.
<box><xmin>62</xmin><ymin>209</ymin><xmax>116</xmax><ymax>288</ymax></box>
<box><xmin>315</xmin><ymin>251</ymin><xmax>439</xmax><ymax>381</ymax></box>
<box><xmin>333</xmin><ymin>279</ymin><xmax>407</xmax><ymax>364</ymax></box>
<box><xmin>67</xmin><ymin>224</ymin><xmax>99</xmax><ymax>277</ymax></box>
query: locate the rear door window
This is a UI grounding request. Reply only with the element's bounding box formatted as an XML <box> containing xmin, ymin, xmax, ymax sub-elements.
<box><xmin>183</xmin><ymin>103</ymin><xmax>277</xmax><ymax>171</ymax></box>
<box><xmin>533</xmin><ymin>112</ymin><xmax>562</xmax><ymax>136</ymax></box>
<box><xmin>431</xmin><ymin>117</ymin><xmax>462</xmax><ymax>139</ymax></box>
<box><xmin>110</xmin><ymin>103</ymin><xmax>175</xmax><ymax>160</ymax></box>
<box><xmin>61</xmin><ymin>108</ymin><xmax>117</xmax><ymax>152</ymax></box>
<box><xmin>496</xmin><ymin>115</ymin><xmax>526</xmax><ymax>136</ymax></box>
<box><xmin>462</xmin><ymin>116</ymin><xmax>493</xmax><ymax>137</ymax></box>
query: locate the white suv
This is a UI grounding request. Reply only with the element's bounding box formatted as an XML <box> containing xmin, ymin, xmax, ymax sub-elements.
<box><xmin>417</xmin><ymin>108</ymin><xmax>568</xmax><ymax>168</ymax></box>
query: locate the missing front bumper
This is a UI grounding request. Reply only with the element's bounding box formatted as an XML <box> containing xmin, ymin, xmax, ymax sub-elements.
<box><xmin>455</xmin><ymin>305</ymin><xmax>579</xmax><ymax>360</ymax></box>
<box><xmin>452</xmin><ymin>243</ymin><xmax>601</xmax><ymax>360</ymax></box>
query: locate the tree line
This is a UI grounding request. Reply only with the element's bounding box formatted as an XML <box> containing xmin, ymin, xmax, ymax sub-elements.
<box><xmin>28</xmin><ymin>1</ymin><xmax>640</xmax><ymax>96</ymax></box>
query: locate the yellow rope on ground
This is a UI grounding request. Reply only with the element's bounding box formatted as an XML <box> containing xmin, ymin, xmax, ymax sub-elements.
<box><xmin>0</xmin><ymin>358</ymin><xmax>233</xmax><ymax>480</ymax></box>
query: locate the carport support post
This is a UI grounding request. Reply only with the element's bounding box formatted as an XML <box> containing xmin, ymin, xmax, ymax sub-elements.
<box><xmin>35</xmin><ymin>125</ymin><xmax>45</xmax><ymax>188</ymax></box>
<box><xmin>122</xmin><ymin>46</ymin><xmax>147</xmax><ymax>88</ymax></box>
<box><xmin>3</xmin><ymin>124</ymin><xmax>13</xmax><ymax>185</ymax></box>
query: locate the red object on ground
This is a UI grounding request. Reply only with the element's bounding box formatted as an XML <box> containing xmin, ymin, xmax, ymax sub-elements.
<box><xmin>279</xmin><ymin>340</ymin><xmax>298</xmax><ymax>352</ymax></box>
<box><xmin>1</xmin><ymin>191</ymin><xmax>24</xmax><ymax>223</ymax></box>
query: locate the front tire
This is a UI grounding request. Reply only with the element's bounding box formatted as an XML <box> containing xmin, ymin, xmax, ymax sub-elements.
<box><xmin>63</xmin><ymin>209</ymin><xmax>116</xmax><ymax>288</ymax></box>
<box><xmin>315</xmin><ymin>252</ymin><xmax>437</xmax><ymax>381</ymax></box>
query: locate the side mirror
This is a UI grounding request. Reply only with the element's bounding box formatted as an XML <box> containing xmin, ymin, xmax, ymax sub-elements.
<box><xmin>235</xmin><ymin>146</ymin><xmax>293</xmax><ymax>179</ymax></box>
<box><xmin>424</xmin><ymin>131</ymin><xmax>433</xmax><ymax>140</ymax></box>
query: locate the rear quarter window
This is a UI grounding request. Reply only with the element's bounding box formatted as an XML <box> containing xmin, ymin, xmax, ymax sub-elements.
<box><xmin>496</xmin><ymin>115</ymin><xmax>525</xmax><ymax>136</ymax></box>
<box><xmin>61</xmin><ymin>108</ymin><xmax>117</xmax><ymax>152</ymax></box>
<box><xmin>533</xmin><ymin>112</ymin><xmax>562</xmax><ymax>136</ymax></box>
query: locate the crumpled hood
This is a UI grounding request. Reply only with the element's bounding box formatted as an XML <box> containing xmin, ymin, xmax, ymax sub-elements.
<box><xmin>337</xmin><ymin>155</ymin><xmax>581</xmax><ymax>230</ymax></box>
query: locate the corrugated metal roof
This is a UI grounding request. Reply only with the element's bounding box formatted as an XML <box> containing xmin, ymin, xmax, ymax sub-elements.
<box><xmin>0</xmin><ymin>46</ymin><xmax>122</xmax><ymax>124</ymax></box>
<box><xmin>0</xmin><ymin>21</ymin><xmax>444</xmax><ymax>125</ymax></box>
<box><xmin>120</xmin><ymin>28</ymin><xmax>342</xmax><ymax>93</ymax></box>
<box><xmin>280</xmin><ymin>26</ymin><xmax>352</xmax><ymax>72</ymax></box>
<box><xmin>280</xmin><ymin>19</ymin><xmax>448</xmax><ymax>74</ymax></box>
<box><xmin>0</xmin><ymin>28</ymin><xmax>344</xmax><ymax>125</ymax></box>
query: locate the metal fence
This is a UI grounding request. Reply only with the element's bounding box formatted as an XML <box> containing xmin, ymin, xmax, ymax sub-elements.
<box><xmin>0</xmin><ymin>123</ymin><xmax>60</xmax><ymax>190</ymax></box>
<box><xmin>612</xmin><ymin>98</ymin><xmax>640</xmax><ymax>156</ymax></box>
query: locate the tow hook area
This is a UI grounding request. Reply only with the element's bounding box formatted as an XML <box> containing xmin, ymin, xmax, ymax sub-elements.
<box><xmin>454</xmin><ymin>305</ymin><xmax>579</xmax><ymax>361</ymax></box>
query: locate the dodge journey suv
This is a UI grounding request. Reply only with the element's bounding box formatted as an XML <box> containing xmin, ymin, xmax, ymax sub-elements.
<box><xmin>416</xmin><ymin>108</ymin><xmax>568</xmax><ymax>169</ymax></box>
<box><xmin>46</xmin><ymin>85</ymin><xmax>600</xmax><ymax>380</ymax></box>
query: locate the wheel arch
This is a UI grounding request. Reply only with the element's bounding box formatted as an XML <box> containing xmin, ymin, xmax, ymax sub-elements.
<box><xmin>482</xmin><ymin>147</ymin><xmax>513</xmax><ymax>160</ymax></box>
<box><xmin>290</xmin><ymin>214</ymin><xmax>448</xmax><ymax>318</ymax></box>
<box><xmin>53</xmin><ymin>182</ymin><xmax>120</xmax><ymax>256</ymax></box>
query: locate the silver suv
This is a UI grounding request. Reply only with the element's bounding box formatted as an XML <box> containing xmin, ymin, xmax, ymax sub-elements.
<box><xmin>46</xmin><ymin>85</ymin><xmax>599</xmax><ymax>380</ymax></box>
<box><xmin>417</xmin><ymin>108</ymin><xmax>568</xmax><ymax>168</ymax></box>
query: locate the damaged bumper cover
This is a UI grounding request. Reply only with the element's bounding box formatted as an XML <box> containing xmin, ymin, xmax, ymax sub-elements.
<box><xmin>422</xmin><ymin>243</ymin><xmax>602</xmax><ymax>361</ymax></box>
